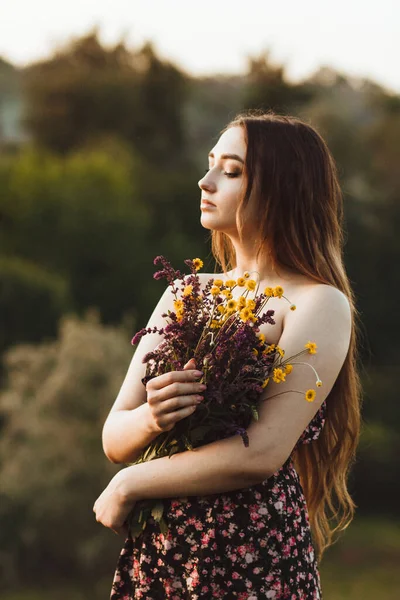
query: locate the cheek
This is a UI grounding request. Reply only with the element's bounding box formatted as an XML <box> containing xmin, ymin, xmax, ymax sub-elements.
<box><xmin>223</xmin><ymin>179</ymin><xmax>243</xmax><ymax>202</ymax></box>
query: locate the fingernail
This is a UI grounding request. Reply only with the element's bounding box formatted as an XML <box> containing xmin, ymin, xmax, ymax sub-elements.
<box><xmin>194</xmin><ymin>370</ymin><xmax>204</xmax><ymax>377</ymax></box>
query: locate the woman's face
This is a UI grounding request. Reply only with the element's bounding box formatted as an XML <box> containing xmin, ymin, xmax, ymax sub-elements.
<box><xmin>198</xmin><ymin>125</ymin><xmax>247</xmax><ymax>235</ymax></box>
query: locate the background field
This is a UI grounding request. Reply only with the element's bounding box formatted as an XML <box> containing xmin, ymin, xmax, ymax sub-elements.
<box><xmin>1</xmin><ymin>13</ymin><xmax>399</xmax><ymax>600</ymax></box>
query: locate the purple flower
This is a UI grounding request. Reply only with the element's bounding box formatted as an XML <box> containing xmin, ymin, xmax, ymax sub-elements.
<box><xmin>131</xmin><ymin>328</ymin><xmax>148</xmax><ymax>345</ymax></box>
<box><xmin>130</xmin><ymin>254</ymin><xmax>282</xmax><ymax>460</ymax></box>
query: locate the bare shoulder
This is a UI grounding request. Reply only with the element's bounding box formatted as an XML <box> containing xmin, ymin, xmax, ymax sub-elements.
<box><xmin>302</xmin><ymin>283</ymin><xmax>351</xmax><ymax>315</ymax></box>
<box><xmin>284</xmin><ymin>282</ymin><xmax>352</xmax><ymax>354</ymax></box>
<box><xmin>287</xmin><ymin>282</ymin><xmax>351</xmax><ymax>323</ymax></box>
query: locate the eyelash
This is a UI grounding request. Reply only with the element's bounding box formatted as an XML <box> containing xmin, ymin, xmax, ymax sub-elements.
<box><xmin>204</xmin><ymin>168</ymin><xmax>240</xmax><ymax>178</ymax></box>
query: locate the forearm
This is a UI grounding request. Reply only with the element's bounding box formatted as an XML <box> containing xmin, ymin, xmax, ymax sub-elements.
<box><xmin>123</xmin><ymin>432</ymin><xmax>267</xmax><ymax>501</ymax></box>
<box><xmin>102</xmin><ymin>403</ymin><xmax>161</xmax><ymax>464</ymax></box>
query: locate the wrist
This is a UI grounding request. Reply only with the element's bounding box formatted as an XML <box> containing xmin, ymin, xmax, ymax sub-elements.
<box><xmin>142</xmin><ymin>402</ymin><xmax>162</xmax><ymax>435</ymax></box>
<box><xmin>117</xmin><ymin>465</ymin><xmax>141</xmax><ymax>502</ymax></box>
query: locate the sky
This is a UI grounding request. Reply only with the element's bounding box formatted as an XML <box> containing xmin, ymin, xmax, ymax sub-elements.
<box><xmin>0</xmin><ymin>0</ymin><xmax>399</xmax><ymax>94</ymax></box>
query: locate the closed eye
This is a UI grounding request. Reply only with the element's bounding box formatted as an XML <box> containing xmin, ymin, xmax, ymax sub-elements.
<box><xmin>204</xmin><ymin>168</ymin><xmax>240</xmax><ymax>178</ymax></box>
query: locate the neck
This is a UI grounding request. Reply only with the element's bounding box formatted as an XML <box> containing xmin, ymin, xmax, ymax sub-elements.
<box><xmin>225</xmin><ymin>245</ymin><xmax>294</xmax><ymax>284</ymax></box>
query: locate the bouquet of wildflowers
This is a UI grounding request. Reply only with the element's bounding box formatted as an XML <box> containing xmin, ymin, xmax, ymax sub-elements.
<box><xmin>126</xmin><ymin>255</ymin><xmax>322</xmax><ymax>538</ymax></box>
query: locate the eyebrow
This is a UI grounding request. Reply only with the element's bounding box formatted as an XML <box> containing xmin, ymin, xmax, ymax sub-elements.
<box><xmin>208</xmin><ymin>152</ymin><xmax>244</xmax><ymax>164</ymax></box>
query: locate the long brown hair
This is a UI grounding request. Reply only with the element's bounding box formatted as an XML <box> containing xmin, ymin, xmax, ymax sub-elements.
<box><xmin>211</xmin><ymin>109</ymin><xmax>363</xmax><ymax>561</ymax></box>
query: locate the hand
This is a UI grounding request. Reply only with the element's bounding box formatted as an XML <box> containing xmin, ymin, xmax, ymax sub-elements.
<box><xmin>93</xmin><ymin>469</ymin><xmax>136</xmax><ymax>536</ymax></box>
<box><xmin>146</xmin><ymin>357</ymin><xmax>206</xmax><ymax>433</ymax></box>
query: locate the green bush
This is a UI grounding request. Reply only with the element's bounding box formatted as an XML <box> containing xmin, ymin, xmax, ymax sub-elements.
<box><xmin>0</xmin><ymin>312</ymin><xmax>132</xmax><ymax>588</ymax></box>
<box><xmin>0</xmin><ymin>256</ymin><xmax>71</xmax><ymax>355</ymax></box>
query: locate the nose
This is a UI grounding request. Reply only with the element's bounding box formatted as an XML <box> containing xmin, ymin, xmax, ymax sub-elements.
<box><xmin>198</xmin><ymin>172</ymin><xmax>216</xmax><ymax>193</ymax></box>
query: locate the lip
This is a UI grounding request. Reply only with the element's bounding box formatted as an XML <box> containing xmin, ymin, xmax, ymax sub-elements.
<box><xmin>201</xmin><ymin>199</ymin><xmax>216</xmax><ymax>208</ymax></box>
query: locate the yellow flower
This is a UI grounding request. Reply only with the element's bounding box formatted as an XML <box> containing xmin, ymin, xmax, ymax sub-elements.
<box><xmin>263</xmin><ymin>343</ymin><xmax>276</xmax><ymax>355</ymax></box>
<box><xmin>210</xmin><ymin>286</ymin><xmax>221</xmax><ymax>296</ymax></box>
<box><xmin>249</xmin><ymin>314</ymin><xmax>257</xmax><ymax>324</ymax></box>
<box><xmin>225</xmin><ymin>279</ymin><xmax>236</xmax><ymax>288</ymax></box>
<box><xmin>243</xmin><ymin>271</ymin><xmax>250</xmax><ymax>279</ymax></box>
<box><xmin>264</xmin><ymin>286</ymin><xmax>274</xmax><ymax>297</ymax></box>
<box><xmin>276</xmin><ymin>345</ymin><xmax>285</xmax><ymax>358</ymax></box>
<box><xmin>305</xmin><ymin>341</ymin><xmax>318</xmax><ymax>354</ymax></box>
<box><xmin>183</xmin><ymin>284</ymin><xmax>193</xmax><ymax>296</ymax></box>
<box><xmin>239</xmin><ymin>307</ymin><xmax>252</xmax><ymax>322</ymax></box>
<box><xmin>213</xmin><ymin>279</ymin><xmax>223</xmax><ymax>287</ymax></box>
<box><xmin>272</xmin><ymin>368</ymin><xmax>286</xmax><ymax>383</ymax></box>
<box><xmin>237</xmin><ymin>277</ymin><xmax>246</xmax><ymax>286</ymax></box>
<box><xmin>238</xmin><ymin>296</ymin><xmax>247</xmax><ymax>308</ymax></box>
<box><xmin>284</xmin><ymin>364</ymin><xmax>293</xmax><ymax>374</ymax></box>
<box><xmin>217</xmin><ymin>304</ymin><xmax>226</xmax><ymax>314</ymax></box>
<box><xmin>176</xmin><ymin>308</ymin><xmax>184</xmax><ymax>322</ymax></box>
<box><xmin>305</xmin><ymin>389</ymin><xmax>316</xmax><ymax>402</ymax></box>
<box><xmin>246</xmin><ymin>299</ymin><xmax>256</xmax><ymax>310</ymax></box>
<box><xmin>290</xmin><ymin>304</ymin><xmax>296</xmax><ymax>311</ymax></box>
<box><xmin>273</xmin><ymin>286</ymin><xmax>284</xmax><ymax>298</ymax></box>
<box><xmin>222</xmin><ymin>289</ymin><xmax>233</xmax><ymax>299</ymax></box>
<box><xmin>261</xmin><ymin>378</ymin><xmax>270</xmax><ymax>388</ymax></box>
<box><xmin>245</xmin><ymin>279</ymin><xmax>257</xmax><ymax>291</ymax></box>
<box><xmin>258</xmin><ymin>333</ymin><xmax>266</xmax><ymax>345</ymax></box>
<box><xmin>253</xmin><ymin>348</ymin><xmax>258</xmax><ymax>356</ymax></box>
<box><xmin>316</xmin><ymin>379</ymin><xmax>323</xmax><ymax>387</ymax></box>
<box><xmin>193</xmin><ymin>258</ymin><xmax>203</xmax><ymax>271</ymax></box>
<box><xmin>210</xmin><ymin>319</ymin><xmax>220</xmax><ymax>329</ymax></box>
<box><xmin>226</xmin><ymin>299</ymin><xmax>237</xmax><ymax>311</ymax></box>
<box><xmin>174</xmin><ymin>299</ymin><xmax>183</xmax><ymax>311</ymax></box>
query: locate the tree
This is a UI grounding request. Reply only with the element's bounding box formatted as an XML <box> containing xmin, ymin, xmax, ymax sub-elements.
<box><xmin>23</xmin><ymin>30</ymin><xmax>188</xmax><ymax>164</ymax></box>
<box><xmin>242</xmin><ymin>49</ymin><xmax>315</xmax><ymax>114</ymax></box>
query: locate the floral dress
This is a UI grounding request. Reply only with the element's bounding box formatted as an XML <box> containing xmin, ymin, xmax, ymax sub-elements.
<box><xmin>110</xmin><ymin>400</ymin><xmax>326</xmax><ymax>599</ymax></box>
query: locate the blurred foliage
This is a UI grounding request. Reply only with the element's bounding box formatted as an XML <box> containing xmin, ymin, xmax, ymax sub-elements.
<box><xmin>22</xmin><ymin>30</ymin><xmax>188</xmax><ymax>165</ymax></box>
<box><xmin>0</xmin><ymin>312</ymin><xmax>129</xmax><ymax>589</ymax></box>
<box><xmin>0</xmin><ymin>140</ymin><xmax>205</xmax><ymax>342</ymax></box>
<box><xmin>319</xmin><ymin>516</ymin><xmax>400</xmax><ymax>600</ymax></box>
<box><xmin>0</xmin><ymin>256</ymin><xmax>70</xmax><ymax>360</ymax></box>
<box><xmin>242</xmin><ymin>49</ymin><xmax>316</xmax><ymax>114</ymax></box>
<box><xmin>0</xmin><ymin>28</ymin><xmax>399</xmax><ymax>594</ymax></box>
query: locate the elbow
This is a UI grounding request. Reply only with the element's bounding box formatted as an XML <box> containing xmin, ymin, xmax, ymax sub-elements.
<box><xmin>103</xmin><ymin>447</ymin><xmax>122</xmax><ymax>464</ymax></box>
<box><xmin>102</xmin><ymin>439</ymin><xmax>121</xmax><ymax>464</ymax></box>
<box><xmin>249</xmin><ymin>445</ymin><xmax>291</xmax><ymax>481</ymax></box>
<box><xmin>101</xmin><ymin>423</ymin><xmax>123</xmax><ymax>464</ymax></box>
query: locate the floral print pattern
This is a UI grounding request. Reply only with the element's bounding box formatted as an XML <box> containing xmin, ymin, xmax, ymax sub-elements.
<box><xmin>111</xmin><ymin>401</ymin><xmax>326</xmax><ymax>599</ymax></box>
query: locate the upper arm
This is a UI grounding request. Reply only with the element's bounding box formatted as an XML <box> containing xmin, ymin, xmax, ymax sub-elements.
<box><xmin>247</xmin><ymin>285</ymin><xmax>352</xmax><ymax>478</ymax></box>
<box><xmin>106</xmin><ymin>281</ymin><xmax>179</xmax><ymax>415</ymax></box>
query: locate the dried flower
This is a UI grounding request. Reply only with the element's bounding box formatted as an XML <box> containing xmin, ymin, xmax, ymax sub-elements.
<box><xmin>127</xmin><ymin>255</ymin><xmax>322</xmax><ymax>539</ymax></box>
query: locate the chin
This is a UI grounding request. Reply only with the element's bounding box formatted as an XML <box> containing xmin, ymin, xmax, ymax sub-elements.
<box><xmin>200</xmin><ymin>215</ymin><xmax>232</xmax><ymax>232</ymax></box>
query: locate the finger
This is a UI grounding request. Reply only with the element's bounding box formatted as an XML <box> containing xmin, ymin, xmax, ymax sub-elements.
<box><xmin>114</xmin><ymin>521</ymin><xmax>129</xmax><ymax>536</ymax></box>
<box><xmin>158</xmin><ymin>379</ymin><xmax>207</xmax><ymax>404</ymax></box>
<box><xmin>183</xmin><ymin>357</ymin><xmax>197</xmax><ymax>369</ymax></box>
<box><xmin>158</xmin><ymin>403</ymin><xmax>199</xmax><ymax>428</ymax></box>
<box><xmin>151</xmin><ymin>368</ymin><xmax>203</xmax><ymax>390</ymax></box>
<box><xmin>159</xmin><ymin>394</ymin><xmax>204</xmax><ymax>414</ymax></box>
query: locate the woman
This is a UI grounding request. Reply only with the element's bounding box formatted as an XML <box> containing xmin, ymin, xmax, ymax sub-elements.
<box><xmin>93</xmin><ymin>111</ymin><xmax>363</xmax><ymax>599</ymax></box>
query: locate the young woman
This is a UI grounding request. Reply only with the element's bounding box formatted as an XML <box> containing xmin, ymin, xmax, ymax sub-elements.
<box><xmin>93</xmin><ymin>111</ymin><xmax>362</xmax><ymax>599</ymax></box>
